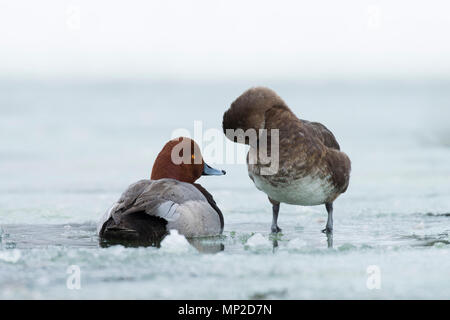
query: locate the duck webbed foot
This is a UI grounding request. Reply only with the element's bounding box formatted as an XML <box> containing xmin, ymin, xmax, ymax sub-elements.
<box><xmin>271</xmin><ymin>225</ymin><xmax>282</xmax><ymax>233</ymax></box>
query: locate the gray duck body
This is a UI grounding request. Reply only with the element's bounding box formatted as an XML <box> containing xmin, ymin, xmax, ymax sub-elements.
<box><xmin>98</xmin><ymin>178</ymin><xmax>223</xmax><ymax>245</ymax></box>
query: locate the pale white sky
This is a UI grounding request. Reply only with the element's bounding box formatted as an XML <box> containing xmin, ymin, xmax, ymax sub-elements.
<box><xmin>1</xmin><ymin>0</ymin><xmax>450</xmax><ymax>79</ymax></box>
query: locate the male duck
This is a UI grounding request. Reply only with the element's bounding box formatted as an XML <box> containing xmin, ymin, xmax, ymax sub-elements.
<box><xmin>97</xmin><ymin>137</ymin><xmax>226</xmax><ymax>245</ymax></box>
<box><xmin>222</xmin><ymin>87</ymin><xmax>351</xmax><ymax>234</ymax></box>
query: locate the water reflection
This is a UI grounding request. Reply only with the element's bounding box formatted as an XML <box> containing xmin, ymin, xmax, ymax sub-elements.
<box><xmin>326</xmin><ymin>232</ymin><xmax>333</xmax><ymax>248</ymax></box>
<box><xmin>100</xmin><ymin>235</ymin><xmax>226</xmax><ymax>253</ymax></box>
<box><xmin>272</xmin><ymin>239</ymin><xmax>278</xmax><ymax>252</ymax></box>
<box><xmin>2</xmin><ymin>223</ymin><xmax>98</xmax><ymax>249</ymax></box>
<box><xmin>187</xmin><ymin>238</ymin><xmax>225</xmax><ymax>253</ymax></box>
<box><xmin>270</xmin><ymin>232</ymin><xmax>333</xmax><ymax>251</ymax></box>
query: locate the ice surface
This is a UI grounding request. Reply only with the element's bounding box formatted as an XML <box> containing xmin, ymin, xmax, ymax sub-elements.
<box><xmin>0</xmin><ymin>80</ymin><xmax>449</xmax><ymax>299</ymax></box>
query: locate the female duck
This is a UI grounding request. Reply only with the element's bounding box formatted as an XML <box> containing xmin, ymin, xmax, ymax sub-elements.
<box><xmin>97</xmin><ymin>137</ymin><xmax>225</xmax><ymax>245</ymax></box>
<box><xmin>222</xmin><ymin>87</ymin><xmax>351</xmax><ymax>234</ymax></box>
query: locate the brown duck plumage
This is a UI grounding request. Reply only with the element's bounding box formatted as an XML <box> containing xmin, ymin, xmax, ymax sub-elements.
<box><xmin>223</xmin><ymin>87</ymin><xmax>351</xmax><ymax>234</ymax></box>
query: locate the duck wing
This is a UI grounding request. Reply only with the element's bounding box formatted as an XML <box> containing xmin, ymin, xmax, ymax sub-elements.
<box><xmin>98</xmin><ymin>179</ymin><xmax>222</xmax><ymax>242</ymax></box>
<box><xmin>302</xmin><ymin>120</ymin><xmax>341</xmax><ymax>150</ymax></box>
<box><xmin>99</xmin><ymin>179</ymin><xmax>204</xmax><ymax>230</ymax></box>
<box><xmin>262</xmin><ymin>105</ymin><xmax>351</xmax><ymax>196</ymax></box>
<box><xmin>97</xmin><ymin>179</ymin><xmax>177</xmax><ymax>242</ymax></box>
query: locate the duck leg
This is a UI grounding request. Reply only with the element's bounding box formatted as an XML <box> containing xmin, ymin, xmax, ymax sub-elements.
<box><xmin>269</xmin><ymin>197</ymin><xmax>282</xmax><ymax>233</ymax></box>
<box><xmin>322</xmin><ymin>202</ymin><xmax>333</xmax><ymax>233</ymax></box>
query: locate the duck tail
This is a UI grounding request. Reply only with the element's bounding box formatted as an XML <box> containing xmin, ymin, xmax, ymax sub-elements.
<box><xmin>100</xmin><ymin>213</ymin><xmax>168</xmax><ymax>247</ymax></box>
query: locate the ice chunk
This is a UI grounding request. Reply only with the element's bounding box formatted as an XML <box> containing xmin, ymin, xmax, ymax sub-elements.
<box><xmin>245</xmin><ymin>233</ymin><xmax>270</xmax><ymax>248</ymax></box>
<box><xmin>0</xmin><ymin>249</ymin><xmax>21</xmax><ymax>263</ymax></box>
<box><xmin>160</xmin><ymin>230</ymin><xmax>192</xmax><ymax>253</ymax></box>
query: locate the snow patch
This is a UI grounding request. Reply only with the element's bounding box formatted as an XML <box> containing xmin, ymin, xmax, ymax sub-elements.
<box><xmin>160</xmin><ymin>230</ymin><xmax>192</xmax><ymax>253</ymax></box>
<box><xmin>0</xmin><ymin>249</ymin><xmax>21</xmax><ymax>263</ymax></box>
<box><xmin>245</xmin><ymin>233</ymin><xmax>271</xmax><ymax>248</ymax></box>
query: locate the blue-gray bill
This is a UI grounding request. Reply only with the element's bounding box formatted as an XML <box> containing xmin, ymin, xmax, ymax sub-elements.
<box><xmin>202</xmin><ymin>163</ymin><xmax>226</xmax><ymax>176</ymax></box>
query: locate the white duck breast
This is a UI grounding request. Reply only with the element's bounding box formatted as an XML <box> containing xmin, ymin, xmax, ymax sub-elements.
<box><xmin>250</xmin><ymin>172</ymin><xmax>335</xmax><ymax>206</ymax></box>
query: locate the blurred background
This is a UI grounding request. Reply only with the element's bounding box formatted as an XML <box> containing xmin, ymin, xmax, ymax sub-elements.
<box><xmin>0</xmin><ymin>0</ymin><xmax>449</xmax><ymax>299</ymax></box>
<box><xmin>2</xmin><ymin>0</ymin><xmax>450</xmax><ymax>79</ymax></box>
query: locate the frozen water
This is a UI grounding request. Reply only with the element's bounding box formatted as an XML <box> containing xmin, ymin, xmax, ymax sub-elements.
<box><xmin>245</xmin><ymin>233</ymin><xmax>271</xmax><ymax>249</ymax></box>
<box><xmin>0</xmin><ymin>80</ymin><xmax>449</xmax><ymax>299</ymax></box>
